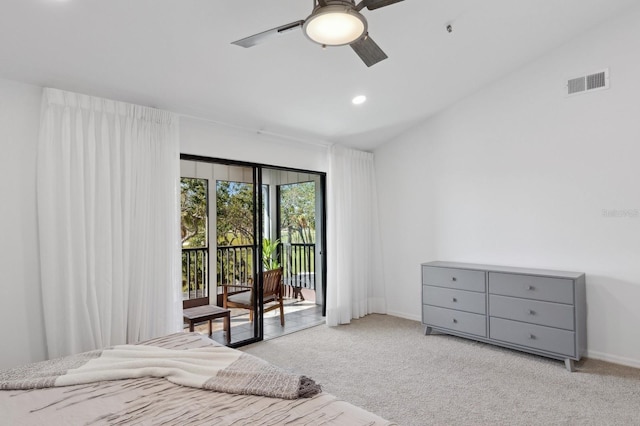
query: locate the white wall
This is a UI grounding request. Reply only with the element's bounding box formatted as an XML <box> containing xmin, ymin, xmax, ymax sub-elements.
<box><xmin>376</xmin><ymin>6</ymin><xmax>640</xmax><ymax>367</ymax></box>
<box><xmin>0</xmin><ymin>78</ymin><xmax>47</xmax><ymax>369</ymax></box>
<box><xmin>180</xmin><ymin>116</ymin><xmax>329</xmax><ymax>173</ymax></box>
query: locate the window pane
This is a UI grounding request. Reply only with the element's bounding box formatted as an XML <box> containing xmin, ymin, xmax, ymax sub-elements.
<box><xmin>181</xmin><ymin>178</ymin><xmax>208</xmax><ymax>248</ymax></box>
<box><xmin>180</xmin><ymin>177</ymin><xmax>209</xmax><ymax>301</ymax></box>
<box><xmin>280</xmin><ymin>181</ymin><xmax>316</xmax><ymax>244</ymax></box>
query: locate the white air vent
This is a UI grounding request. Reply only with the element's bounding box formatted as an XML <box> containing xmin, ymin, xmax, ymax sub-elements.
<box><xmin>566</xmin><ymin>69</ymin><xmax>609</xmax><ymax>96</ymax></box>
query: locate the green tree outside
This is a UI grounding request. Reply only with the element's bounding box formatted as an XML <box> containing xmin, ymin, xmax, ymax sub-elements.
<box><xmin>280</xmin><ymin>181</ymin><xmax>316</xmax><ymax>244</ymax></box>
<box><xmin>181</xmin><ymin>178</ymin><xmax>208</xmax><ymax>248</ymax></box>
<box><xmin>216</xmin><ymin>181</ymin><xmax>254</xmax><ymax>246</ymax></box>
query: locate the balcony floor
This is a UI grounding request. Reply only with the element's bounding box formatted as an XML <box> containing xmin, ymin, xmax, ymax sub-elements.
<box><xmin>183</xmin><ymin>289</ymin><xmax>324</xmax><ymax>345</ymax></box>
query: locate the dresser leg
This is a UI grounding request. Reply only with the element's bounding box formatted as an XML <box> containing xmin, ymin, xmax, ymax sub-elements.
<box><xmin>424</xmin><ymin>326</ymin><xmax>433</xmax><ymax>335</ymax></box>
<box><xmin>565</xmin><ymin>358</ymin><xmax>576</xmax><ymax>372</ymax></box>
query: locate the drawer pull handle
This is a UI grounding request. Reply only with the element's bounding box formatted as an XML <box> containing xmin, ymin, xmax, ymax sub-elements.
<box><xmin>529</xmin><ymin>334</ymin><xmax>536</xmax><ymax>340</ymax></box>
<box><xmin>452</xmin><ymin>318</ymin><xmax>458</xmax><ymax>324</ymax></box>
<box><xmin>527</xmin><ymin>285</ymin><xmax>535</xmax><ymax>291</ymax></box>
<box><xmin>451</xmin><ymin>277</ymin><xmax>457</xmax><ymax>282</ymax></box>
<box><xmin>528</xmin><ymin>310</ymin><xmax>535</xmax><ymax>315</ymax></box>
<box><xmin>452</xmin><ymin>297</ymin><xmax>457</xmax><ymax>302</ymax></box>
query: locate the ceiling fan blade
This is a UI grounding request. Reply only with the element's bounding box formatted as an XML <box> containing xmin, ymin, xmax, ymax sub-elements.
<box><xmin>358</xmin><ymin>0</ymin><xmax>405</xmax><ymax>11</ymax></box>
<box><xmin>231</xmin><ymin>20</ymin><xmax>304</xmax><ymax>48</ymax></box>
<box><xmin>350</xmin><ymin>35</ymin><xmax>388</xmax><ymax>67</ymax></box>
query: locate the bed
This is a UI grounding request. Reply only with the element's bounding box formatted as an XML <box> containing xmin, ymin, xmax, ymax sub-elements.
<box><xmin>0</xmin><ymin>332</ymin><xmax>395</xmax><ymax>425</ymax></box>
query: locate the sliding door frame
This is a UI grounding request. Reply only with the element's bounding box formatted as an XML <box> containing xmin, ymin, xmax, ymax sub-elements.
<box><xmin>180</xmin><ymin>154</ymin><xmax>327</xmax><ymax>346</ymax></box>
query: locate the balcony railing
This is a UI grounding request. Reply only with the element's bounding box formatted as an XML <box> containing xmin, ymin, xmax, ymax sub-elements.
<box><xmin>217</xmin><ymin>244</ymin><xmax>254</xmax><ymax>292</ymax></box>
<box><xmin>182</xmin><ymin>247</ymin><xmax>208</xmax><ymax>300</ymax></box>
<box><xmin>185</xmin><ymin>243</ymin><xmax>317</xmax><ymax>302</ymax></box>
<box><xmin>282</xmin><ymin>243</ymin><xmax>316</xmax><ymax>292</ymax></box>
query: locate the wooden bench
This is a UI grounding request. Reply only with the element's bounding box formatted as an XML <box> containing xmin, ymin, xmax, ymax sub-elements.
<box><xmin>183</xmin><ymin>305</ymin><xmax>231</xmax><ymax>345</ymax></box>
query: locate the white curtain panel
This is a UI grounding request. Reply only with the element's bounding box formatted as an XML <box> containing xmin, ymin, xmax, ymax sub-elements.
<box><xmin>37</xmin><ymin>88</ymin><xmax>182</xmax><ymax>358</ymax></box>
<box><xmin>326</xmin><ymin>144</ymin><xmax>386</xmax><ymax>326</ymax></box>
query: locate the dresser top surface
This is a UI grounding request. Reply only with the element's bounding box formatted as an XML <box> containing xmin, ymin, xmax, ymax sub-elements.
<box><xmin>422</xmin><ymin>261</ymin><xmax>585</xmax><ymax>279</ymax></box>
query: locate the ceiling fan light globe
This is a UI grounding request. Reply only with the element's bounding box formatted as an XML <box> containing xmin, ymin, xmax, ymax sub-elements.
<box><xmin>304</xmin><ymin>6</ymin><xmax>367</xmax><ymax>46</ymax></box>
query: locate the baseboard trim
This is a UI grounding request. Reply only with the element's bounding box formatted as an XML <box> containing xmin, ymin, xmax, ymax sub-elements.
<box><xmin>585</xmin><ymin>350</ymin><xmax>640</xmax><ymax>369</ymax></box>
<box><xmin>387</xmin><ymin>311</ymin><xmax>421</xmax><ymax>322</ymax></box>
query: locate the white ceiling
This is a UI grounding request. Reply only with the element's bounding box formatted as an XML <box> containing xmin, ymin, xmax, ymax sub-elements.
<box><xmin>0</xmin><ymin>0</ymin><xmax>637</xmax><ymax>150</ymax></box>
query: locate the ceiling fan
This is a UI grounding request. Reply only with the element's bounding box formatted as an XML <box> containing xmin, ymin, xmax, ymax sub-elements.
<box><xmin>231</xmin><ymin>0</ymin><xmax>405</xmax><ymax>67</ymax></box>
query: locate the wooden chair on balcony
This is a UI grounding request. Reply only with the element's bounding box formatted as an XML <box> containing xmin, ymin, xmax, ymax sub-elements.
<box><xmin>223</xmin><ymin>268</ymin><xmax>285</xmax><ymax>326</ymax></box>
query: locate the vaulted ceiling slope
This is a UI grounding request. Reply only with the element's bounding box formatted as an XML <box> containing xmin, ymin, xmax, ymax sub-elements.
<box><xmin>0</xmin><ymin>0</ymin><xmax>637</xmax><ymax>150</ymax></box>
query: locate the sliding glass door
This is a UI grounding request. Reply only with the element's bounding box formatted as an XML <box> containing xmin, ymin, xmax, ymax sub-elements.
<box><xmin>273</xmin><ymin>171</ymin><xmax>325</xmax><ymax>309</ymax></box>
<box><xmin>180</xmin><ymin>156</ymin><xmax>326</xmax><ymax>347</ymax></box>
<box><xmin>216</xmin><ymin>164</ymin><xmax>262</xmax><ymax>344</ymax></box>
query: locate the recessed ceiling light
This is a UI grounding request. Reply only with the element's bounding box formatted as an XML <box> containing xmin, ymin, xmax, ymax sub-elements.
<box><xmin>352</xmin><ymin>95</ymin><xmax>367</xmax><ymax>105</ymax></box>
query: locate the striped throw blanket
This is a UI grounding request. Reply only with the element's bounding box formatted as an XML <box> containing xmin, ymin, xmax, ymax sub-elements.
<box><xmin>0</xmin><ymin>342</ymin><xmax>320</xmax><ymax>400</ymax></box>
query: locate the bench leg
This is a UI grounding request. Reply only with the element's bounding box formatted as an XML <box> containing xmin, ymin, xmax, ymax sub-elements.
<box><xmin>224</xmin><ymin>314</ymin><xmax>231</xmax><ymax>345</ymax></box>
<box><xmin>189</xmin><ymin>321</ymin><xmax>195</xmax><ymax>332</ymax></box>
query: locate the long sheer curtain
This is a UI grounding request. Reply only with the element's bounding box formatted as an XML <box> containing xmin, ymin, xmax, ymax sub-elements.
<box><xmin>326</xmin><ymin>144</ymin><xmax>386</xmax><ymax>326</ymax></box>
<box><xmin>37</xmin><ymin>88</ymin><xmax>182</xmax><ymax>358</ymax></box>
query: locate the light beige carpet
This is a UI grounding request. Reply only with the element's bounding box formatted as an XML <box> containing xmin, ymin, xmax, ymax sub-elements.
<box><xmin>242</xmin><ymin>314</ymin><xmax>640</xmax><ymax>425</ymax></box>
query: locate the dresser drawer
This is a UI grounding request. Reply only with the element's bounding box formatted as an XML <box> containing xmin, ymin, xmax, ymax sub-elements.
<box><xmin>422</xmin><ymin>266</ymin><xmax>485</xmax><ymax>292</ymax></box>
<box><xmin>423</xmin><ymin>305</ymin><xmax>487</xmax><ymax>337</ymax></box>
<box><xmin>423</xmin><ymin>285</ymin><xmax>486</xmax><ymax>315</ymax></box>
<box><xmin>489</xmin><ymin>295</ymin><xmax>574</xmax><ymax>330</ymax></box>
<box><xmin>490</xmin><ymin>317</ymin><xmax>575</xmax><ymax>357</ymax></box>
<box><xmin>489</xmin><ymin>272</ymin><xmax>574</xmax><ymax>304</ymax></box>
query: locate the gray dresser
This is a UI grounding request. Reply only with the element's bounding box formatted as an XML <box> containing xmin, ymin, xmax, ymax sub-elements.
<box><xmin>422</xmin><ymin>261</ymin><xmax>586</xmax><ymax>371</ymax></box>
